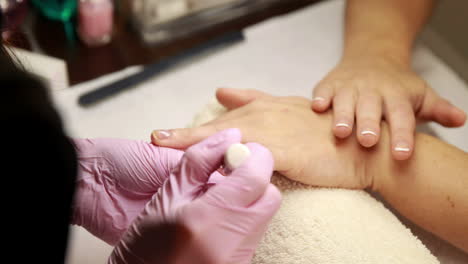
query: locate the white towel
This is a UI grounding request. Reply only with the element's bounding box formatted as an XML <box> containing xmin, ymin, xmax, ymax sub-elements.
<box><xmin>191</xmin><ymin>99</ymin><xmax>439</xmax><ymax>264</ymax></box>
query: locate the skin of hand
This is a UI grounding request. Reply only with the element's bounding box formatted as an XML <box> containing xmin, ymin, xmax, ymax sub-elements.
<box><xmin>312</xmin><ymin>0</ymin><xmax>466</xmax><ymax>161</ymax></box>
<box><xmin>312</xmin><ymin>51</ymin><xmax>466</xmax><ymax>161</ymax></box>
<box><xmin>367</xmin><ymin>123</ymin><xmax>468</xmax><ymax>253</ymax></box>
<box><xmin>71</xmin><ymin>138</ymin><xmax>184</xmax><ymax>245</ymax></box>
<box><xmin>151</xmin><ymin>89</ymin><xmax>468</xmax><ymax>252</ymax></box>
<box><xmin>151</xmin><ymin>88</ymin><xmax>371</xmax><ymax>189</ymax></box>
<box><xmin>109</xmin><ymin>128</ymin><xmax>282</xmax><ymax>264</ymax></box>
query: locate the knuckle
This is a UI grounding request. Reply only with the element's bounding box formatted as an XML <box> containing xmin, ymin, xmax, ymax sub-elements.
<box><xmin>387</xmin><ymin>103</ymin><xmax>412</xmax><ymax>117</ymax></box>
<box><xmin>359</xmin><ymin>116</ymin><xmax>380</xmax><ymax>126</ymax></box>
<box><xmin>359</xmin><ymin>92</ymin><xmax>380</xmax><ymax>102</ymax></box>
<box><xmin>389</xmin><ymin>121</ymin><xmax>414</xmax><ymax>134</ymax></box>
<box><xmin>334</xmin><ymin>108</ymin><xmax>353</xmax><ymax>117</ymax></box>
<box><xmin>250</xmin><ymin>98</ymin><xmax>269</xmax><ymax>109</ymax></box>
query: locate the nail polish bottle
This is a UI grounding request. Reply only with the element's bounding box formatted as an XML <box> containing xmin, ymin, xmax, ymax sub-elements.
<box><xmin>78</xmin><ymin>0</ymin><xmax>114</xmax><ymax>47</ymax></box>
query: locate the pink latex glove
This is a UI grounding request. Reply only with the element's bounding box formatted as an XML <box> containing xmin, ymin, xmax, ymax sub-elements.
<box><xmin>71</xmin><ymin>138</ymin><xmax>184</xmax><ymax>245</ymax></box>
<box><xmin>109</xmin><ymin>128</ymin><xmax>282</xmax><ymax>264</ymax></box>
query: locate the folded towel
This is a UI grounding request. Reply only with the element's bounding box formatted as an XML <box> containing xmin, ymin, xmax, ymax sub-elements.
<box><xmin>191</xmin><ymin>99</ymin><xmax>438</xmax><ymax>264</ymax></box>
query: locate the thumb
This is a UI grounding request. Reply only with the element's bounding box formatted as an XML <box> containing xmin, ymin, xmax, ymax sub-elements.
<box><xmin>216</xmin><ymin>88</ymin><xmax>269</xmax><ymax>110</ymax></box>
<box><xmin>199</xmin><ymin>142</ymin><xmax>275</xmax><ymax>208</ymax></box>
<box><xmin>419</xmin><ymin>92</ymin><xmax>466</xmax><ymax>127</ymax></box>
<box><xmin>174</xmin><ymin>128</ymin><xmax>242</xmax><ymax>191</ymax></box>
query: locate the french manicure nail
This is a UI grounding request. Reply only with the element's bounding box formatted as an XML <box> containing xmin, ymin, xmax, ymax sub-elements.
<box><xmin>336</xmin><ymin>123</ymin><xmax>350</xmax><ymax>128</ymax></box>
<box><xmin>394</xmin><ymin>141</ymin><xmax>410</xmax><ymax>152</ymax></box>
<box><xmin>313</xmin><ymin>97</ymin><xmax>325</xmax><ymax>102</ymax></box>
<box><xmin>361</xmin><ymin>130</ymin><xmax>377</xmax><ymax>136</ymax></box>
<box><xmin>155</xmin><ymin>130</ymin><xmax>172</xmax><ymax>140</ymax></box>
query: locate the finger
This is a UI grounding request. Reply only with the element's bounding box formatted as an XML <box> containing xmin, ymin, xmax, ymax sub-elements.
<box><xmin>332</xmin><ymin>88</ymin><xmax>356</xmax><ymax>138</ymax></box>
<box><xmin>385</xmin><ymin>99</ymin><xmax>415</xmax><ymax>160</ymax></box>
<box><xmin>174</xmin><ymin>128</ymin><xmax>242</xmax><ymax>193</ymax></box>
<box><xmin>312</xmin><ymin>82</ymin><xmax>333</xmax><ymax>112</ymax></box>
<box><xmin>200</xmin><ymin>142</ymin><xmax>274</xmax><ymax>207</ymax></box>
<box><xmin>152</xmin><ymin>124</ymin><xmax>226</xmax><ymax>149</ymax></box>
<box><xmin>419</xmin><ymin>95</ymin><xmax>467</xmax><ymax>127</ymax></box>
<box><xmin>216</xmin><ymin>88</ymin><xmax>269</xmax><ymax>110</ymax></box>
<box><xmin>356</xmin><ymin>93</ymin><xmax>382</xmax><ymax>147</ymax></box>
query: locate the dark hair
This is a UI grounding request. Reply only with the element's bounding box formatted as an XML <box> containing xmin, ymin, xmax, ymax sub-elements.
<box><xmin>1</xmin><ymin>10</ymin><xmax>78</xmax><ymax>263</ymax></box>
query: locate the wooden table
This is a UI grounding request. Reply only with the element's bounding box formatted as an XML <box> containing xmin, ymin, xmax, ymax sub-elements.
<box><xmin>24</xmin><ymin>0</ymin><xmax>322</xmax><ymax>85</ymax></box>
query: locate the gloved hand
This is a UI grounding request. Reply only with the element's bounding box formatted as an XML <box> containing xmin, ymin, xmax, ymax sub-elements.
<box><xmin>71</xmin><ymin>138</ymin><xmax>184</xmax><ymax>245</ymax></box>
<box><xmin>108</xmin><ymin>128</ymin><xmax>282</xmax><ymax>264</ymax></box>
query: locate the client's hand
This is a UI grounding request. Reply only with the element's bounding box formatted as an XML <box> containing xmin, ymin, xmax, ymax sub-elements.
<box><xmin>109</xmin><ymin>129</ymin><xmax>281</xmax><ymax>264</ymax></box>
<box><xmin>151</xmin><ymin>89</ymin><xmax>371</xmax><ymax>189</ymax></box>
<box><xmin>311</xmin><ymin>56</ymin><xmax>466</xmax><ymax>160</ymax></box>
<box><xmin>71</xmin><ymin>138</ymin><xmax>184</xmax><ymax>245</ymax></box>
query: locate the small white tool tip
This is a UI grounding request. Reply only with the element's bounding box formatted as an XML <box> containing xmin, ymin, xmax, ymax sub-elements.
<box><xmin>224</xmin><ymin>143</ymin><xmax>251</xmax><ymax>170</ymax></box>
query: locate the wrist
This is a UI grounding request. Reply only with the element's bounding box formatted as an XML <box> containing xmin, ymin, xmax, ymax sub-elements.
<box><xmin>342</xmin><ymin>36</ymin><xmax>412</xmax><ymax>68</ymax></box>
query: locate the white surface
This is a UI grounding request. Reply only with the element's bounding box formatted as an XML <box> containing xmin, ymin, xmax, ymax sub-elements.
<box><xmin>57</xmin><ymin>0</ymin><xmax>468</xmax><ymax>263</ymax></box>
<box><xmin>10</xmin><ymin>47</ymin><xmax>69</xmax><ymax>90</ymax></box>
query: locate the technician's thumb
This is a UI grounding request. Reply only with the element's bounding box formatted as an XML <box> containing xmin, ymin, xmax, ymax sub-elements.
<box><xmin>200</xmin><ymin>142</ymin><xmax>275</xmax><ymax>208</ymax></box>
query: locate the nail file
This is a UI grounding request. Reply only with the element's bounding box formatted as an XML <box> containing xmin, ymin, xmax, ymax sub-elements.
<box><xmin>224</xmin><ymin>143</ymin><xmax>251</xmax><ymax>171</ymax></box>
<box><xmin>78</xmin><ymin>31</ymin><xmax>244</xmax><ymax>107</ymax></box>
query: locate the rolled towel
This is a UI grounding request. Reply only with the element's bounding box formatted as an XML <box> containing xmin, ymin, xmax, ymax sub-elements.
<box><xmin>191</xmin><ymin>99</ymin><xmax>438</xmax><ymax>264</ymax></box>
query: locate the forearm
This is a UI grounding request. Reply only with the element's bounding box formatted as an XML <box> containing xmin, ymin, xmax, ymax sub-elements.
<box><xmin>367</xmin><ymin>125</ymin><xmax>468</xmax><ymax>252</ymax></box>
<box><xmin>343</xmin><ymin>0</ymin><xmax>435</xmax><ymax>64</ymax></box>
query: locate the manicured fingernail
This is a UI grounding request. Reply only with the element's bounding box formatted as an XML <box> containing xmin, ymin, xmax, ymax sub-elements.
<box><xmin>454</xmin><ymin>107</ymin><xmax>466</xmax><ymax>117</ymax></box>
<box><xmin>313</xmin><ymin>97</ymin><xmax>325</xmax><ymax>102</ymax></box>
<box><xmin>394</xmin><ymin>141</ymin><xmax>410</xmax><ymax>152</ymax></box>
<box><xmin>361</xmin><ymin>130</ymin><xmax>377</xmax><ymax>136</ymax></box>
<box><xmin>154</xmin><ymin>130</ymin><xmax>172</xmax><ymax>140</ymax></box>
<box><xmin>336</xmin><ymin>123</ymin><xmax>350</xmax><ymax>128</ymax></box>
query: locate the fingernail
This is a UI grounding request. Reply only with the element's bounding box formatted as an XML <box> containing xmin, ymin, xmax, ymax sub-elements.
<box><xmin>313</xmin><ymin>97</ymin><xmax>325</xmax><ymax>102</ymax></box>
<box><xmin>394</xmin><ymin>141</ymin><xmax>410</xmax><ymax>152</ymax></box>
<box><xmin>361</xmin><ymin>130</ymin><xmax>377</xmax><ymax>136</ymax></box>
<box><xmin>154</xmin><ymin>130</ymin><xmax>172</xmax><ymax>140</ymax></box>
<box><xmin>454</xmin><ymin>107</ymin><xmax>466</xmax><ymax>117</ymax></box>
<box><xmin>336</xmin><ymin>123</ymin><xmax>350</xmax><ymax>128</ymax></box>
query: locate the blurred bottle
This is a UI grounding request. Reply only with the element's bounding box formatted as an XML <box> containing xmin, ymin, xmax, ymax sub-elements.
<box><xmin>77</xmin><ymin>0</ymin><xmax>114</xmax><ymax>47</ymax></box>
<box><xmin>30</xmin><ymin>0</ymin><xmax>77</xmax><ymax>22</ymax></box>
<box><xmin>1</xmin><ymin>0</ymin><xmax>29</xmax><ymax>35</ymax></box>
<box><xmin>0</xmin><ymin>0</ymin><xmax>30</xmax><ymax>48</ymax></box>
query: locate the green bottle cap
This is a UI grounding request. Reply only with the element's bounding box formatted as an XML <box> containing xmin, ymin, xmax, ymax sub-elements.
<box><xmin>31</xmin><ymin>0</ymin><xmax>77</xmax><ymax>22</ymax></box>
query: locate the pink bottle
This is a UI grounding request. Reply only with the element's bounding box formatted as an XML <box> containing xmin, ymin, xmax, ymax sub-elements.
<box><xmin>78</xmin><ymin>0</ymin><xmax>114</xmax><ymax>46</ymax></box>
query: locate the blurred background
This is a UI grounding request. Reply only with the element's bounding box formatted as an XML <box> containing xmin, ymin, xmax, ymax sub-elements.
<box><xmin>1</xmin><ymin>0</ymin><xmax>467</xmax><ymax>89</ymax></box>
<box><xmin>0</xmin><ymin>0</ymin><xmax>324</xmax><ymax>87</ymax></box>
<box><xmin>421</xmin><ymin>0</ymin><xmax>468</xmax><ymax>83</ymax></box>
